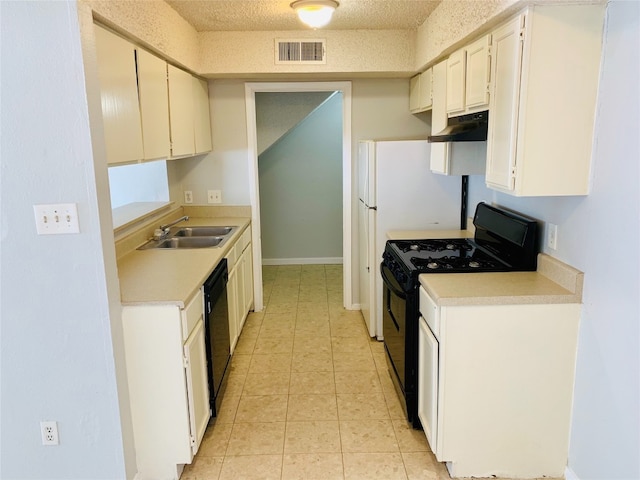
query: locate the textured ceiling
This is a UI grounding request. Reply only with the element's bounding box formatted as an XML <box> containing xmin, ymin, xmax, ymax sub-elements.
<box><xmin>165</xmin><ymin>0</ymin><xmax>442</xmax><ymax>32</ymax></box>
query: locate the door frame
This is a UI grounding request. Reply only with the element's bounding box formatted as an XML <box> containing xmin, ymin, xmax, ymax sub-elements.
<box><xmin>244</xmin><ymin>81</ymin><xmax>353</xmax><ymax>312</ymax></box>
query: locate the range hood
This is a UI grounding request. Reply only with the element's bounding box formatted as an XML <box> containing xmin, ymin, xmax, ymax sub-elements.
<box><xmin>428</xmin><ymin>110</ymin><xmax>489</xmax><ymax>143</ymax></box>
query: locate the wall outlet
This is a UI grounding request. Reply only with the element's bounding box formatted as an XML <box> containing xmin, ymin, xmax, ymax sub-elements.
<box><xmin>40</xmin><ymin>421</ymin><xmax>59</xmax><ymax>446</ymax></box>
<box><xmin>184</xmin><ymin>190</ymin><xmax>193</xmax><ymax>204</ymax></box>
<box><xmin>33</xmin><ymin>203</ymin><xmax>80</xmax><ymax>235</ymax></box>
<box><xmin>547</xmin><ymin>223</ymin><xmax>558</xmax><ymax>250</ymax></box>
<box><xmin>207</xmin><ymin>190</ymin><xmax>222</xmax><ymax>204</ymax></box>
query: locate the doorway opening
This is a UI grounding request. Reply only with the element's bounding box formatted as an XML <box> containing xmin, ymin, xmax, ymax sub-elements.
<box><xmin>245</xmin><ymin>82</ymin><xmax>353</xmax><ymax>312</ymax></box>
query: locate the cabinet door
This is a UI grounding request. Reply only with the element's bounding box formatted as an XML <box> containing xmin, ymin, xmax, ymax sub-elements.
<box><xmin>94</xmin><ymin>24</ymin><xmax>143</xmax><ymax>165</ymax></box>
<box><xmin>227</xmin><ymin>264</ymin><xmax>239</xmax><ymax>353</ymax></box>
<box><xmin>430</xmin><ymin>61</ymin><xmax>450</xmax><ymax>174</ymax></box>
<box><xmin>446</xmin><ymin>49</ymin><xmax>466</xmax><ymax>114</ymax></box>
<box><xmin>242</xmin><ymin>244</ymin><xmax>254</xmax><ymax>314</ymax></box>
<box><xmin>236</xmin><ymin>252</ymin><xmax>247</xmax><ymax>333</ymax></box>
<box><xmin>419</xmin><ymin>68</ymin><xmax>433</xmax><ymax>110</ymax></box>
<box><xmin>409</xmin><ymin>74</ymin><xmax>421</xmax><ymax>112</ymax></box>
<box><xmin>193</xmin><ymin>76</ymin><xmax>213</xmax><ymax>154</ymax></box>
<box><xmin>183</xmin><ymin>319</ymin><xmax>210</xmax><ymax>455</ymax></box>
<box><xmin>137</xmin><ymin>49</ymin><xmax>170</xmax><ymax>160</ymax></box>
<box><xmin>486</xmin><ymin>15</ymin><xmax>524</xmax><ymax>191</ymax></box>
<box><xmin>168</xmin><ymin>64</ymin><xmax>195</xmax><ymax>157</ymax></box>
<box><xmin>465</xmin><ymin>35</ymin><xmax>491</xmax><ymax>108</ymax></box>
<box><xmin>418</xmin><ymin>316</ymin><xmax>439</xmax><ymax>455</ymax></box>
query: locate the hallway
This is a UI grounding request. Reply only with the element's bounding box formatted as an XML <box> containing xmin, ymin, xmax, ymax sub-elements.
<box><xmin>182</xmin><ymin>264</ymin><xmax>448</xmax><ymax>479</ymax></box>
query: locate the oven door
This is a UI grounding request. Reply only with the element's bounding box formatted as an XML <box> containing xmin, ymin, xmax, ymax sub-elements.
<box><xmin>380</xmin><ymin>263</ymin><xmax>407</xmax><ymax>394</ymax></box>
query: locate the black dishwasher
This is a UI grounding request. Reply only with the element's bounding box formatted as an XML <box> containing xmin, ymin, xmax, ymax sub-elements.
<box><xmin>203</xmin><ymin>259</ymin><xmax>230</xmax><ymax>416</ymax></box>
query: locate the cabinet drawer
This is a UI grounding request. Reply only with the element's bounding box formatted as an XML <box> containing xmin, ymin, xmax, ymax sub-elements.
<box><xmin>182</xmin><ymin>290</ymin><xmax>203</xmax><ymax>340</ymax></box>
<box><xmin>419</xmin><ymin>286</ymin><xmax>439</xmax><ymax>338</ymax></box>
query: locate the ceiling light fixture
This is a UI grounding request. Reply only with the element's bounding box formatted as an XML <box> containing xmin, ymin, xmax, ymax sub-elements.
<box><xmin>291</xmin><ymin>0</ymin><xmax>339</xmax><ymax>29</ymax></box>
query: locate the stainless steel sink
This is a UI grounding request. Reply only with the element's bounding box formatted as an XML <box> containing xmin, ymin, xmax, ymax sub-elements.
<box><xmin>139</xmin><ymin>235</ymin><xmax>228</xmax><ymax>250</ymax></box>
<box><xmin>171</xmin><ymin>226</ymin><xmax>236</xmax><ymax>237</ymax></box>
<box><xmin>137</xmin><ymin>225</ymin><xmax>238</xmax><ymax>250</ymax></box>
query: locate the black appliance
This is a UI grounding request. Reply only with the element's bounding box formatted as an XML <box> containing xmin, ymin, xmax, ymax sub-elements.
<box><xmin>380</xmin><ymin>202</ymin><xmax>539</xmax><ymax>428</ymax></box>
<box><xmin>203</xmin><ymin>259</ymin><xmax>231</xmax><ymax>416</ymax></box>
<box><xmin>427</xmin><ymin>110</ymin><xmax>489</xmax><ymax>143</ymax></box>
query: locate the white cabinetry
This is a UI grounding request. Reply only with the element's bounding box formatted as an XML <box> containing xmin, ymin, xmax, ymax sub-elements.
<box><xmin>167</xmin><ymin>65</ymin><xmax>195</xmax><ymax>158</ymax></box>
<box><xmin>446</xmin><ymin>50</ymin><xmax>465</xmax><ymax>114</ymax></box>
<box><xmin>418</xmin><ymin>285</ymin><xmax>580</xmax><ymax>478</ymax></box>
<box><xmin>122</xmin><ymin>290</ymin><xmax>210</xmax><ymax>479</ymax></box>
<box><xmin>137</xmin><ymin>49</ymin><xmax>171</xmax><ymax>160</ymax></box>
<box><xmin>430</xmin><ymin>61</ymin><xmax>486</xmax><ymax>176</ymax></box>
<box><xmin>168</xmin><ymin>66</ymin><xmax>213</xmax><ymax>158</ymax></box>
<box><xmin>94</xmin><ymin>24</ymin><xmax>144</xmax><ymax>165</ymax></box>
<box><xmin>193</xmin><ymin>76</ymin><xmax>213</xmax><ymax>154</ymax></box>
<box><xmin>446</xmin><ymin>35</ymin><xmax>491</xmax><ymax>116</ymax></box>
<box><xmin>409</xmin><ymin>68</ymin><xmax>433</xmax><ymax>113</ymax></box>
<box><xmin>95</xmin><ymin>23</ymin><xmax>211</xmax><ymax>164</ymax></box>
<box><xmin>227</xmin><ymin>227</ymin><xmax>253</xmax><ymax>353</ymax></box>
<box><xmin>485</xmin><ymin>5</ymin><xmax>605</xmax><ymax>196</ymax></box>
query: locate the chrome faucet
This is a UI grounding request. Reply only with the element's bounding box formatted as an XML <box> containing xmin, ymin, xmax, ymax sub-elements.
<box><xmin>154</xmin><ymin>215</ymin><xmax>189</xmax><ymax>239</ymax></box>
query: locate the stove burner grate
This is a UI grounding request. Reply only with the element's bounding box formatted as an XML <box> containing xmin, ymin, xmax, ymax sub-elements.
<box><xmin>395</xmin><ymin>239</ymin><xmax>473</xmax><ymax>254</ymax></box>
<box><xmin>411</xmin><ymin>255</ymin><xmax>501</xmax><ymax>271</ymax></box>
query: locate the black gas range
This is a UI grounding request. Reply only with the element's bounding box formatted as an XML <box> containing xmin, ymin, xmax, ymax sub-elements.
<box><xmin>380</xmin><ymin>202</ymin><xmax>539</xmax><ymax>428</ymax></box>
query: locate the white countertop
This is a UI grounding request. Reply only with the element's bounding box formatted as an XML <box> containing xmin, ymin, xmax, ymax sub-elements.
<box><xmin>419</xmin><ymin>254</ymin><xmax>584</xmax><ymax>306</ymax></box>
<box><xmin>387</xmin><ymin>229</ymin><xmax>583</xmax><ymax>307</ymax></box>
<box><xmin>117</xmin><ymin>216</ymin><xmax>251</xmax><ymax>307</ymax></box>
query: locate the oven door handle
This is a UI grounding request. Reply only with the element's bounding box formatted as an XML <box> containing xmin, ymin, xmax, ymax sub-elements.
<box><xmin>380</xmin><ymin>263</ymin><xmax>407</xmax><ymax>300</ymax></box>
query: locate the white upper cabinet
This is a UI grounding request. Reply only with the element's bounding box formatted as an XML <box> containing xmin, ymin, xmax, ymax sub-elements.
<box><xmin>430</xmin><ymin>61</ymin><xmax>486</xmax><ymax>176</ymax></box>
<box><xmin>485</xmin><ymin>16</ymin><xmax>522</xmax><ymax>190</ymax></box>
<box><xmin>168</xmin><ymin>67</ymin><xmax>213</xmax><ymax>158</ymax></box>
<box><xmin>136</xmin><ymin>49</ymin><xmax>170</xmax><ymax>160</ymax></box>
<box><xmin>95</xmin><ymin>23</ymin><xmax>212</xmax><ymax>164</ymax></box>
<box><xmin>409</xmin><ymin>74</ymin><xmax>421</xmax><ymax>112</ymax></box>
<box><xmin>409</xmin><ymin>68</ymin><xmax>433</xmax><ymax>113</ymax></box>
<box><xmin>486</xmin><ymin>5</ymin><xmax>605</xmax><ymax>196</ymax></box>
<box><xmin>193</xmin><ymin>76</ymin><xmax>213</xmax><ymax>154</ymax></box>
<box><xmin>465</xmin><ymin>35</ymin><xmax>491</xmax><ymax>108</ymax></box>
<box><xmin>446</xmin><ymin>49</ymin><xmax>466</xmax><ymax>114</ymax></box>
<box><xmin>94</xmin><ymin>24</ymin><xmax>144</xmax><ymax>165</ymax></box>
<box><xmin>447</xmin><ymin>35</ymin><xmax>491</xmax><ymax>116</ymax></box>
<box><xmin>168</xmin><ymin>64</ymin><xmax>195</xmax><ymax>158</ymax></box>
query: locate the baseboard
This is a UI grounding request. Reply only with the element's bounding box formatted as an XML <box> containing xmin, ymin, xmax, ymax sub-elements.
<box><xmin>262</xmin><ymin>257</ymin><xmax>343</xmax><ymax>265</ymax></box>
<box><xmin>565</xmin><ymin>466</ymin><xmax>580</xmax><ymax>480</ymax></box>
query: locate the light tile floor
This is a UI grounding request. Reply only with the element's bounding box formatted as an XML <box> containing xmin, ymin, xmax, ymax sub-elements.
<box><xmin>180</xmin><ymin>265</ymin><xmax>535</xmax><ymax>480</ymax></box>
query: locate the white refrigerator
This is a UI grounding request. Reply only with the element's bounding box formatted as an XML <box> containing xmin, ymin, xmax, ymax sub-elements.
<box><xmin>358</xmin><ymin>139</ymin><xmax>462</xmax><ymax>339</ymax></box>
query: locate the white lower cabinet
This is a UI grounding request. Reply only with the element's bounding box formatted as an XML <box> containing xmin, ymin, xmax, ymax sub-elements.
<box><xmin>227</xmin><ymin>254</ymin><xmax>239</xmax><ymax>352</ymax></box>
<box><xmin>227</xmin><ymin>227</ymin><xmax>253</xmax><ymax>353</ymax></box>
<box><xmin>418</xmin><ymin>286</ymin><xmax>581</xmax><ymax>478</ymax></box>
<box><xmin>122</xmin><ymin>290</ymin><xmax>210</xmax><ymax>480</ymax></box>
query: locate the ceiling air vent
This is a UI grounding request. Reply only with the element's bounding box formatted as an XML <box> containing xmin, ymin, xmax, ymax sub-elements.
<box><xmin>275</xmin><ymin>39</ymin><xmax>326</xmax><ymax>64</ymax></box>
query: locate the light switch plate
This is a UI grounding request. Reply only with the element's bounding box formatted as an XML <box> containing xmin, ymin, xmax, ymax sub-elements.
<box><xmin>34</xmin><ymin>203</ymin><xmax>80</xmax><ymax>235</ymax></box>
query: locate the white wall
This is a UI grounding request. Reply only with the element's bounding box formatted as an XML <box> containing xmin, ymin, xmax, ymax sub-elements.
<box><xmin>108</xmin><ymin>161</ymin><xmax>170</xmax><ymax>208</ymax></box>
<box><xmin>256</xmin><ymin>91</ymin><xmax>331</xmax><ymax>154</ymax></box>
<box><xmin>199</xmin><ymin>29</ymin><xmax>416</xmax><ymax>76</ymax></box>
<box><xmin>0</xmin><ymin>1</ymin><xmax>134</xmax><ymax>478</ymax></box>
<box><xmin>467</xmin><ymin>2</ymin><xmax>639</xmax><ymax>477</ymax></box>
<box><xmin>259</xmin><ymin>93</ymin><xmax>343</xmax><ymax>263</ymax></box>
